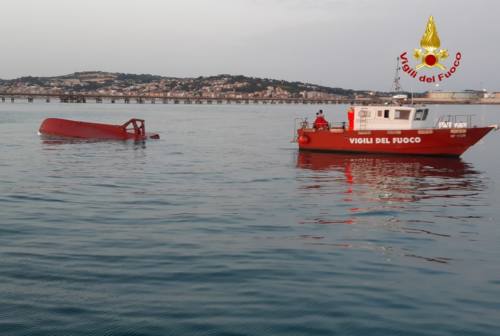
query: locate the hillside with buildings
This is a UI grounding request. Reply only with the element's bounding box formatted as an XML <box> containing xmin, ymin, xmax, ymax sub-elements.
<box><xmin>0</xmin><ymin>71</ymin><xmax>360</xmax><ymax>99</ymax></box>
<box><xmin>2</xmin><ymin>72</ymin><xmax>497</xmax><ymax>104</ymax></box>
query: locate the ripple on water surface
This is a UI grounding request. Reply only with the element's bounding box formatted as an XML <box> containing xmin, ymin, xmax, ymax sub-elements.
<box><xmin>1</xmin><ymin>104</ymin><xmax>500</xmax><ymax>335</ymax></box>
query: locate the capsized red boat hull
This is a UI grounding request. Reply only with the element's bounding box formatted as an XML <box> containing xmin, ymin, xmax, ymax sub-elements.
<box><xmin>297</xmin><ymin>127</ymin><xmax>495</xmax><ymax>157</ymax></box>
<box><xmin>39</xmin><ymin>118</ymin><xmax>159</xmax><ymax>140</ymax></box>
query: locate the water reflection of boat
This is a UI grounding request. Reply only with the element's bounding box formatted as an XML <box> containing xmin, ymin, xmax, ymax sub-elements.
<box><xmin>295</xmin><ymin>150</ymin><xmax>485</xmax><ymax>227</ymax></box>
<box><xmin>295</xmin><ymin>151</ymin><xmax>486</xmax><ymax>264</ymax></box>
<box><xmin>297</xmin><ymin>151</ymin><xmax>476</xmax><ymax>178</ymax></box>
<box><xmin>296</xmin><ymin>151</ymin><xmax>482</xmax><ymax>202</ymax></box>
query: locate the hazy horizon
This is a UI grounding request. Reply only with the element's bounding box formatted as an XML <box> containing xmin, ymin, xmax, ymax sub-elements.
<box><xmin>1</xmin><ymin>0</ymin><xmax>498</xmax><ymax>91</ymax></box>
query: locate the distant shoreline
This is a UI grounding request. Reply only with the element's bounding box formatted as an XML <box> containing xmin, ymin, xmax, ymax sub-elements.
<box><xmin>3</xmin><ymin>71</ymin><xmax>498</xmax><ymax>105</ymax></box>
<box><xmin>1</xmin><ymin>92</ymin><xmax>499</xmax><ymax>105</ymax></box>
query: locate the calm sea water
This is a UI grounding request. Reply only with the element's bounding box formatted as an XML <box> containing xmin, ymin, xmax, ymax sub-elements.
<box><xmin>1</xmin><ymin>102</ymin><xmax>499</xmax><ymax>336</ymax></box>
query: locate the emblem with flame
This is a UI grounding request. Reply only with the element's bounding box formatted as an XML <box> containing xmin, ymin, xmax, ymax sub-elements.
<box><xmin>399</xmin><ymin>16</ymin><xmax>461</xmax><ymax>83</ymax></box>
<box><xmin>413</xmin><ymin>16</ymin><xmax>449</xmax><ymax>70</ymax></box>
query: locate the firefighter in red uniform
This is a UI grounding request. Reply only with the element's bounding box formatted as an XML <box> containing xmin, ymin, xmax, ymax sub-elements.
<box><xmin>313</xmin><ymin>110</ymin><xmax>329</xmax><ymax>129</ymax></box>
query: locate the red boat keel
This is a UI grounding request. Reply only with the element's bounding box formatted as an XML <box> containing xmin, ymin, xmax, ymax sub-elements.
<box><xmin>39</xmin><ymin>118</ymin><xmax>160</xmax><ymax>140</ymax></box>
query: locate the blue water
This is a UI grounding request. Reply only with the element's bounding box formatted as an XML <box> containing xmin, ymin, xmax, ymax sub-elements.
<box><xmin>1</xmin><ymin>102</ymin><xmax>499</xmax><ymax>336</ymax></box>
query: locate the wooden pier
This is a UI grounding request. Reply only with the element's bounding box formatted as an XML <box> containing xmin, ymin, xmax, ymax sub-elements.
<box><xmin>1</xmin><ymin>92</ymin><xmax>499</xmax><ymax>105</ymax></box>
<box><xmin>0</xmin><ymin>92</ymin><xmax>366</xmax><ymax>105</ymax></box>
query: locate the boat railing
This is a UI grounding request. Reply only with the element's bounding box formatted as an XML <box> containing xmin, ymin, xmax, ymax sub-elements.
<box><xmin>292</xmin><ymin>118</ymin><xmax>308</xmax><ymax>142</ymax></box>
<box><xmin>436</xmin><ymin>115</ymin><xmax>474</xmax><ymax>129</ymax></box>
<box><xmin>293</xmin><ymin>118</ymin><xmax>347</xmax><ymax>142</ymax></box>
<box><xmin>329</xmin><ymin>122</ymin><xmax>347</xmax><ymax>129</ymax></box>
<box><xmin>122</xmin><ymin>118</ymin><xmax>146</xmax><ymax>137</ymax></box>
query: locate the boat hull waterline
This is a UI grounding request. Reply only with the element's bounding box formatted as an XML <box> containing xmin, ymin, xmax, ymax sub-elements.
<box><xmin>297</xmin><ymin>127</ymin><xmax>495</xmax><ymax>157</ymax></box>
<box><xmin>39</xmin><ymin>118</ymin><xmax>160</xmax><ymax>140</ymax></box>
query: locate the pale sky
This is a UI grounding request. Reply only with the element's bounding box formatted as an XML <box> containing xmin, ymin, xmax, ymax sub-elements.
<box><xmin>0</xmin><ymin>0</ymin><xmax>498</xmax><ymax>91</ymax></box>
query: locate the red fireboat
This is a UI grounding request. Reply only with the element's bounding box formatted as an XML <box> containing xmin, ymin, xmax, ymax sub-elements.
<box><xmin>39</xmin><ymin>118</ymin><xmax>160</xmax><ymax>140</ymax></box>
<box><xmin>296</xmin><ymin>105</ymin><xmax>498</xmax><ymax>157</ymax></box>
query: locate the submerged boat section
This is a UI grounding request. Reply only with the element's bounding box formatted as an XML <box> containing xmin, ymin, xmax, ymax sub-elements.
<box><xmin>39</xmin><ymin>118</ymin><xmax>160</xmax><ymax>141</ymax></box>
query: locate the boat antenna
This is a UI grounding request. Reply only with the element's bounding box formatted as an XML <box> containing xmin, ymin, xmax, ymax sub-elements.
<box><xmin>393</xmin><ymin>56</ymin><xmax>403</xmax><ymax>92</ymax></box>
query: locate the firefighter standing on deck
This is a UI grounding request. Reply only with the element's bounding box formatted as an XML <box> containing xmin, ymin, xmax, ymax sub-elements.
<box><xmin>313</xmin><ymin>110</ymin><xmax>329</xmax><ymax>129</ymax></box>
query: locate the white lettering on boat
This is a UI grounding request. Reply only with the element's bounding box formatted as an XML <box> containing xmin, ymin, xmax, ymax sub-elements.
<box><xmin>375</xmin><ymin>138</ymin><xmax>391</xmax><ymax>144</ymax></box>
<box><xmin>348</xmin><ymin>137</ymin><xmax>421</xmax><ymax>144</ymax></box>
<box><xmin>349</xmin><ymin>138</ymin><xmax>373</xmax><ymax>144</ymax></box>
<box><xmin>392</xmin><ymin>137</ymin><xmax>421</xmax><ymax>144</ymax></box>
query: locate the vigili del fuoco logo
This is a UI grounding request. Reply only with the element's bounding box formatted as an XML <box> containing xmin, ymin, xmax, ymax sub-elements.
<box><xmin>399</xmin><ymin>16</ymin><xmax>462</xmax><ymax>84</ymax></box>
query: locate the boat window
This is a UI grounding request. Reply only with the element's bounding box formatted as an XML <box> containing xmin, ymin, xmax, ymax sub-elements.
<box><xmin>384</xmin><ymin>110</ymin><xmax>390</xmax><ymax>118</ymax></box>
<box><xmin>414</xmin><ymin>109</ymin><xmax>424</xmax><ymax>120</ymax></box>
<box><xmin>422</xmin><ymin>109</ymin><xmax>429</xmax><ymax>120</ymax></box>
<box><xmin>360</xmin><ymin>110</ymin><xmax>371</xmax><ymax>118</ymax></box>
<box><xmin>377</xmin><ymin>110</ymin><xmax>382</xmax><ymax>117</ymax></box>
<box><xmin>395</xmin><ymin>109</ymin><xmax>411</xmax><ymax>120</ymax></box>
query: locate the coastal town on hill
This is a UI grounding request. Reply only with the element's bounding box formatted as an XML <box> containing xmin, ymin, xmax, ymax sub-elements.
<box><xmin>0</xmin><ymin>71</ymin><xmax>354</xmax><ymax>100</ymax></box>
<box><xmin>1</xmin><ymin>71</ymin><xmax>499</xmax><ymax>104</ymax></box>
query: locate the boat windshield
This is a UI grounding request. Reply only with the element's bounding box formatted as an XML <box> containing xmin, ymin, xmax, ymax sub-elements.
<box><xmin>414</xmin><ymin>108</ymin><xmax>429</xmax><ymax>121</ymax></box>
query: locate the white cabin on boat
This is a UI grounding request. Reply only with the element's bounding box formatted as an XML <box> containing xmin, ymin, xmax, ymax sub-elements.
<box><xmin>352</xmin><ymin>105</ymin><xmax>429</xmax><ymax>130</ymax></box>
